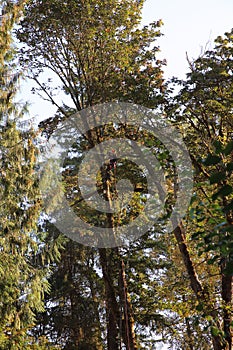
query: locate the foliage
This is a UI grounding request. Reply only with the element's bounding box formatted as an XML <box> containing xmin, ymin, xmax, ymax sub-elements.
<box><xmin>0</xmin><ymin>1</ymin><xmax>62</xmax><ymax>348</ymax></box>
<box><xmin>165</xmin><ymin>29</ymin><xmax>233</xmax><ymax>350</ymax></box>
<box><xmin>17</xmin><ymin>0</ymin><xmax>165</xmax><ymax>130</ymax></box>
<box><xmin>16</xmin><ymin>1</ymin><xmax>172</xmax><ymax>349</ymax></box>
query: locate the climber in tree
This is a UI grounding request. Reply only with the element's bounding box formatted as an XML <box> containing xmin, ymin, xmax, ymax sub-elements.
<box><xmin>107</xmin><ymin>149</ymin><xmax>117</xmax><ymax>178</ymax></box>
<box><xmin>100</xmin><ymin>150</ymin><xmax>118</xmax><ymax>200</ymax></box>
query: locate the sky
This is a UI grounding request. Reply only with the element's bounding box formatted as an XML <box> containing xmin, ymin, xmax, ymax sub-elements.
<box><xmin>142</xmin><ymin>0</ymin><xmax>233</xmax><ymax>79</ymax></box>
<box><xmin>20</xmin><ymin>0</ymin><xmax>233</xmax><ymax>122</ymax></box>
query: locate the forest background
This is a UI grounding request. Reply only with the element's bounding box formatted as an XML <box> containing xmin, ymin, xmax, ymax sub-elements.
<box><xmin>0</xmin><ymin>0</ymin><xmax>232</xmax><ymax>349</ymax></box>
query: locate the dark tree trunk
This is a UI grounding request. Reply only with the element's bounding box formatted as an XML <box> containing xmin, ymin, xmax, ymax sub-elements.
<box><xmin>119</xmin><ymin>259</ymin><xmax>138</xmax><ymax>350</ymax></box>
<box><xmin>173</xmin><ymin>221</ymin><xmax>229</xmax><ymax>350</ymax></box>
<box><xmin>221</xmin><ymin>259</ymin><xmax>233</xmax><ymax>350</ymax></box>
<box><xmin>99</xmin><ymin>248</ymin><xmax>119</xmax><ymax>350</ymax></box>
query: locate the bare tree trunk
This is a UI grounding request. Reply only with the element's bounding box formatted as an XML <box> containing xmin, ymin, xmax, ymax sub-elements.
<box><xmin>88</xmin><ymin>260</ymin><xmax>104</xmax><ymax>350</ymax></box>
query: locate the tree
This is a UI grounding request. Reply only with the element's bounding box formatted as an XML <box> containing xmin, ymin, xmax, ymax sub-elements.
<box><xmin>17</xmin><ymin>0</ymin><xmax>165</xmax><ymax>127</ymax></box>
<box><xmin>0</xmin><ymin>1</ymin><xmax>61</xmax><ymax>348</ymax></box>
<box><xmin>17</xmin><ymin>1</ymin><xmax>169</xmax><ymax>349</ymax></box>
<box><xmin>165</xmin><ymin>29</ymin><xmax>233</xmax><ymax>350</ymax></box>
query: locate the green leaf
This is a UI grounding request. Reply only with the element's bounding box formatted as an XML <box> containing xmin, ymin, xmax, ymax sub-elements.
<box><xmin>213</xmin><ymin>140</ymin><xmax>223</xmax><ymax>154</ymax></box>
<box><xmin>206</xmin><ymin>315</ymin><xmax>213</xmax><ymax>322</ymax></box>
<box><xmin>207</xmin><ymin>255</ymin><xmax>220</xmax><ymax>265</ymax></box>
<box><xmin>192</xmin><ymin>230</ymin><xmax>205</xmax><ymax>239</ymax></box>
<box><xmin>223</xmin><ymin>140</ymin><xmax>233</xmax><ymax>155</ymax></box>
<box><xmin>212</xmin><ymin>185</ymin><xmax>233</xmax><ymax>200</ymax></box>
<box><xmin>209</xmin><ymin>171</ymin><xmax>226</xmax><ymax>184</ymax></box>
<box><xmin>226</xmin><ymin>162</ymin><xmax>233</xmax><ymax>172</ymax></box>
<box><xmin>223</xmin><ymin>199</ymin><xmax>233</xmax><ymax>213</ymax></box>
<box><xmin>203</xmin><ymin>154</ymin><xmax>221</xmax><ymax>166</ymax></box>
<box><xmin>211</xmin><ymin>326</ymin><xmax>220</xmax><ymax>337</ymax></box>
<box><xmin>219</xmin><ymin>243</ymin><xmax>230</xmax><ymax>255</ymax></box>
<box><xmin>196</xmin><ymin>303</ymin><xmax>204</xmax><ymax>312</ymax></box>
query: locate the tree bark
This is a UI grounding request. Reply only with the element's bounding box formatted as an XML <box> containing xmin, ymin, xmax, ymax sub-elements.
<box><xmin>221</xmin><ymin>258</ymin><xmax>233</xmax><ymax>350</ymax></box>
<box><xmin>119</xmin><ymin>259</ymin><xmax>138</xmax><ymax>350</ymax></box>
<box><xmin>99</xmin><ymin>248</ymin><xmax>119</xmax><ymax>350</ymax></box>
<box><xmin>173</xmin><ymin>222</ymin><xmax>203</xmax><ymax>296</ymax></box>
<box><xmin>173</xmin><ymin>221</ymin><xmax>228</xmax><ymax>350</ymax></box>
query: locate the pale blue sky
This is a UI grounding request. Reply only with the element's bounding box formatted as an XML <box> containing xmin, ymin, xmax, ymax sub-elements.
<box><xmin>20</xmin><ymin>0</ymin><xmax>233</xmax><ymax>121</ymax></box>
<box><xmin>142</xmin><ymin>0</ymin><xmax>233</xmax><ymax>79</ymax></box>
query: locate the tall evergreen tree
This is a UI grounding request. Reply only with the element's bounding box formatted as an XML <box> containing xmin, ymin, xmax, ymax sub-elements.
<box><xmin>0</xmin><ymin>2</ymin><xmax>61</xmax><ymax>348</ymax></box>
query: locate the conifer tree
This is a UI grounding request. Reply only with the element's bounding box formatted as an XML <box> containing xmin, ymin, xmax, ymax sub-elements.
<box><xmin>0</xmin><ymin>2</ymin><xmax>60</xmax><ymax>348</ymax></box>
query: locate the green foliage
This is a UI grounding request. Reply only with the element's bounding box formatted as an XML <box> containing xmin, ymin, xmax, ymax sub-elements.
<box><xmin>166</xmin><ymin>29</ymin><xmax>233</xmax><ymax>349</ymax></box>
<box><xmin>0</xmin><ymin>2</ymin><xmax>63</xmax><ymax>348</ymax></box>
<box><xmin>16</xmin><ymin>2</ymin><xmax>170</xmax><ymax>349</ymax></box>
<box><xmin>17</xmin><ymin>0</ymin><xmax>165</xmax><ymax>124</ymax></box>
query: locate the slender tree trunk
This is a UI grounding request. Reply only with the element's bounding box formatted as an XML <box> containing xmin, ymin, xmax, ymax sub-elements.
<box><xmin>99</xmin><ymin>248</ymin><xmax>119</xmax><ymax>350</ymax></box>
<box><xmin>99</xmin><ymin>176</ymin><xmax>138</xmax><ymax>349</ymax></box>
<box><xmin>221</xmin><ymin>259</ymin><xmax>233</xmax><ymax>350</ymax></box>
<box><xmin>99</xmin><ymin>248</ymin><xmax>139</xmax><ymax>350</ymax></box>
<box><xmin>88</xmin><ymin>263</ymin><xmax>104</xmax><ymax>350</ymax></box>
<box><xmin>173</xmin><ymin>222</ymin><xmax>203</xmax><ymax>295</ymax></box>
<box><xmin>173</xmin><ymin>221</ymin><xmax>228</xmax><ymax>350</ymax></box>
<box><xmin>119</xmin><ymin>259</ymin><xmax>138</xmax><ymax>350</ymax></box>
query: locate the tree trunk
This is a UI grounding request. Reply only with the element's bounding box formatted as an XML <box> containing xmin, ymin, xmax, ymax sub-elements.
<box><xmin>88</xmin><ymin>261</ymin><xmax>104</xmax><ymax>350</ymax></box>
<box><xmin>173</xmin><ymin>221</ymin><xmax>228</xmax><ymax>350</ymax></box>
<box><xmin>119</xmin><ymin>259</ymin><xmax>138</xmax><ymax>350</ymax></box>
<box><xmin>99</xmin><ymin>248</ymin><xmax>119</xmax><ymax>350</ymax></box>
<box><xmin>173</xmin><ymin>222</ymin><xmax>203</xmax><ymax>296</ymax></box>
<box><xmin>221</xmin><ymin>259</ymin><xmax>233</xmax><ymax>350</ymax></box>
